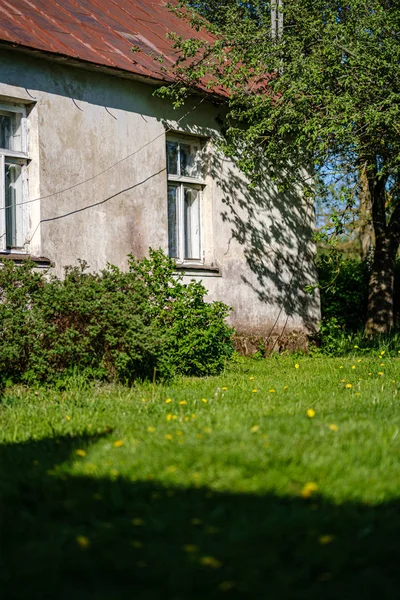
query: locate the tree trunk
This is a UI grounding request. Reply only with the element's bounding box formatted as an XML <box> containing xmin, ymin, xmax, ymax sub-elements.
<box><xmin>364</xmin><ymin>166</ymin><xmax>395</xmax><ymax>334</ymax></box>
<box><xmin>365</xmin><ymin>240</ymin><xmax>395</xmax><ymax>334</ymax></box>
<box><xmin>359</xmin><ymin>165</ymin><xmax>374</xmax><ymax>259</ymax></box>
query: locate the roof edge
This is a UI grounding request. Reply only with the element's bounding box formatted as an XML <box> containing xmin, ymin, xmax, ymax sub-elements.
<box><xmin>0</xmin><ymin>40</ymin><xmax>225</xmax><ymax>102</ymax></box>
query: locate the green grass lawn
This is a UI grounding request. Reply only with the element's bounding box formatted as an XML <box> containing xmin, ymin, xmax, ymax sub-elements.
<box><xmin>1</xmin><ymin>354</ymin><xmax>400</xmax><ymax>599</ymax></box>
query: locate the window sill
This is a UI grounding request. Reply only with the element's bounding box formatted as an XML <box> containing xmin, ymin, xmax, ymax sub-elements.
<box><xmin>175</xmin><ymin>264</ymin><xmax>221</xmax><ymax>277</ymax></box>
<box><xmin>0</xmin><ymin>252</ymin><xmax>52</xmax><ymax>267</ymax></box>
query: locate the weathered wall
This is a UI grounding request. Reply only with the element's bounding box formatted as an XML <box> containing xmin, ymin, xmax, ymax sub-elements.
<box><xmin>0</xmin><ymin>49</ymin><xmax>320</xmax><ymax>337</ymax></box>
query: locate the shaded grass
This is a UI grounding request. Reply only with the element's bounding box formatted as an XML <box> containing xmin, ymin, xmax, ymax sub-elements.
<box><xmin>1</xmin><ymin>354</ymin><xmax>400</xmax><ymax>599</ymax></box>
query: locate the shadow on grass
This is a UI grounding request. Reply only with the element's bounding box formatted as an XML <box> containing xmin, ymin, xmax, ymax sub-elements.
<box><xmin>1</xmin><ymin>433</ymin><xmax>399</xmax><ymax>600</ymax></box>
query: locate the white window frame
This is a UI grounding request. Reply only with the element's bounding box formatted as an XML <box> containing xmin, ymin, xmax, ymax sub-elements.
<box><xmin>0</xmin><ymin>103</ymin><xmax>29</xmax><ymax>253</ymax></box>
<box><xmin>166</xmin><ymin>135</ymin><xmax>205</xmax><ymax>265</ymax></box>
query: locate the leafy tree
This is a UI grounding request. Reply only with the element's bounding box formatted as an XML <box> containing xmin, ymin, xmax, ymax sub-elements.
<box><xmin>160</xmin><ymin>0</ymin><xmax>400</xmax><ymax>333</ymax></box>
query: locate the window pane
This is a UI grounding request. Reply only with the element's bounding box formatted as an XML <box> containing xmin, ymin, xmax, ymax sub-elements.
<box><xmin>5</xmin><ymin>162</ymin><xmax>23</xmax><ymax>248</ymax></box>
<box><xmin>168</xmin><ymin>185</ymin><xmax>178</xmax><ymax>258</ymax></box>
<box><xmin>0</xmin><ymin>114</ymin><xmax>13</xmax><ymax>150</ymax></box>
<box><xmin>180</xmin><ymin>143</ymin><xmax>201</xmax><ymax>178</ymax></box>
<box><xmin>184</xmin><ymin>187</ymin><xmax>201</xmax><ymax>260</ymax></box>
<box><xmin>167</xmin><ymin>141</ymin><xmax>178</xmax><ymax>175</ymax></box>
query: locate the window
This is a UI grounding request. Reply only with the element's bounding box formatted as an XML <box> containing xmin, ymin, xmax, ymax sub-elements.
<box><xmin>0</xmin><ymin>104</ymin><xmax>28</xmax><ymax>252</ymax></box>
<box><xmin>166</xmin><ymin>135</ymin><xmax>205</xmax><ymax>262</ymax></box>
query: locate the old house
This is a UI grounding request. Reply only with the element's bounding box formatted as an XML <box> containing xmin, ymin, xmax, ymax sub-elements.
<box><xmin>0</xmin><ymin>0</ymin><xmax>319</xmax><ymax>346</ymax></box>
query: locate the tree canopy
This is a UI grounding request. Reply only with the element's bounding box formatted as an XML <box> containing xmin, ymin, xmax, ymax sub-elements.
<box><xmin>160</xmin><ymin>0</ymin><xmax>400</xmax><ymax>333</ymax></box>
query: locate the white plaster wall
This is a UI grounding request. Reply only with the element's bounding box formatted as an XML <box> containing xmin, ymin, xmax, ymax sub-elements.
<box><xmin>0</xmin><ymin>49</ymin><xmax>320</xmax><ymax>336</ymax></box>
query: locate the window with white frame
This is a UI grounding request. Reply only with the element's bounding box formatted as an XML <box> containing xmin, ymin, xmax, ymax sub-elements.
<box><xmin>0</xmin><ymin>104</ymin><xmax>28</xmax><ymax>252</ymax></box>
<box><xmin>166</xmin><ymin>135</ymin><xmax>205</xmax><ymax>263</ymax></box>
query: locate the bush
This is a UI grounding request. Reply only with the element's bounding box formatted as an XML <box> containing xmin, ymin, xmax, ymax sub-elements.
<box><xmin>129</xmin><ymin>251</ymin><xmax>234</xmax><ymax>377</ymax></box>
<box><xmin>316</xmin><ymin>254</ymin><xmax>370</xmax><ymax>331</ymax></box>
<box><xmin>314</xmin><ymin>253</ymin><xmax>400</xmax><ymax>355</ymax></box>
<box><xmin>0</xmin><ymin>250</ymin><xmax>234</xmax><ymax>386</ymax></box>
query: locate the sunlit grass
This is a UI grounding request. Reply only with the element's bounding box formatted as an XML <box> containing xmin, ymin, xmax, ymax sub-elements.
<box><xmin>2</xmin><ymin>354</ymin><xmax>400</xmax><ymax>599</ymax></box>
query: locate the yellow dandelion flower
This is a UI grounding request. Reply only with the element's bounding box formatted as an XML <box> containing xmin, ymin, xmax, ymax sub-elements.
<box><xmin>252</xmin><ymin>389</ymin><xmax>258</xmax><ymax>393</ymax></box>
<box><xmin>301</xmin><ymin>482</ymin><xmax>318</xmax><ymax>498</ymax></box>
<box><xmin>176</xmin><ymin>430</ymin><xmax>183</xmax><ymax>436</ymax></box>
<box><xmin>329</xmin><ymin>424</ymin><xmax>339</xmax><ymax>431</ymax></box>
<box><xmin>381</xmin><ymin>351</ymin><xmax>385</xmax><ymax>355</ymax></box>
<box><xmin>114</xmin><ymin>440</ymin><xmax>124</xmax><ymax>447</ymax></box>
<box><xmin>136</xmin><ymin>560</ymin><xmax>147</xmax><ymax>568</ymax></box>
<box><xmin>319</xmin><ymin>535</ymin><xmax>335</xmax><ymax>545</ymax></box>
<box><xmin>307</xmin><ymin>408</ymin><xmax>316</xmax><ymax>418</ymax></box>
<box><xmin>165</xmin><ymin>434</ymin><xmax>173</xmax><ymax>441</ymax></box>
<box><xmin>319</xmin><ymin>573</ymin><xmax>333</xmax><ymax>582</ymax></box>
<box><xmin>378</xmin><ymin>372</ymin><xmax>384</xmax><ymax>376</ymax></box>
<box><xmin>269</xmin><ymin>389</ymin><xmax>276</xmax><ymax>393</ymax></box>
<box><xmin>192</xmin><ymin>414</ymin><xmax>196</xmax><ymax>419</ymax></box>
<box><xmin>184</xmin><ymin>544</ymin><xmax>198</xmax><ymax>553</ymax></box>
<box><xmin>110</xmin><ymin>469</ymin><xmax>119</xmax><ymax>477</ymax></box>
<box><xmin>165</xmin><ymin>398</ymin><xmax>172</xmax><ymax>404</ymax></box>
<box><xmin>132</xmin><ymin>518</ymin><xmax>144</xmax><ymax>526</ymax></box>
<box><xmin>345</xmin><ymin>383</ymin><xmax>352</xmax><ymax>389</ymax></box>
<box><xmin>201</xmin><ymin>398</ymin><xmax>208</xmax><ymax>403</ymax></box>
<box><xmin>184</xmin><ymin>416</ymin><xmax>190</xmax><ymax>422</ymax></box>
<box><xmin>218</xmin><ymin>581</ymin><xmax>234</xmax><ymax>592</ymax></box>
<box><xmin>172</xmin><ymin>415</ymin><xmax>178</xmax><ymax>420</ymax></box>
<box><xmin>354</xmin><ymin>345</ymin><xmax>359</xmax><ymax>349</ymax></box>
<box><xmin>357</xmin><ymin>359</ymin><xmax>362</xmax><ymax>363</ymax></box>
<box><xmin>369</xmin><ymin>372</ymin><xmax>372</xmax><ymax>376</ymax></box>
<box><xmin>355</xmin><ymin>392</ymin><xmax>361</xmax><ymax>396</ymax></box>
<box><xmin>76</xmin><ymin>535</ymin><xmax>90</xmax><ymax>549</ymax></box>
<box><xmin>249</xmin><ymin>376</ymin><xmax>255</xmax><ymax>380</ymax></box>
<box><xmin>200</xmin><ymin>556</ymin><xmax>222</xmax><ymax>569</ymax></box>
<box><xmin>179</xmin><ymin>400</ymin><xmax>188</xmax><ymax>405</ymax></box>
<box><xmin>222</xmin><ymin>387</ymin><xmax>228</xmax><ymax>391</ymax></box>
<box><xmin>65</xmin><ymin>415</ymin><xmax>71</xmax><ymax>421</ymax></box>
<box><xmin>203</xmin><ymin>427</ymin><xmax>212</xmax><ymax>433</ymax></box>
<box><xmin>295</xmin><ymin>363</ymin><xmax>299</xmax><ymax>369</ymax></box>
<box><xmin>76</xmin><ymin>449</ymin><xmax>86</xmax><ymax>457</ymax></box>
<box><xmin>380</xmin><ymin>363</ymin><xmax>385</xmax><ymax>366</ymax></box>
<box><xmin>392</xmin><ymin>380</ymin><xmax>396</xmax><ymax>384</ymax></box>
<box><xmin>147</xmin><ymin>426</ymin><xmax>156</xmax><ymax>433</ymax></box>
<box><xmin>351</xmin><ymin>365</ymin><xmax>356</xmax><ymax>369</ymax></box>
<box><xmin>206</xmin><ymin>525</ymin><xmax>219</xmax><ymax>534</ymax></box>
<box><xmin>166</xmin><ymin>414</ymin><xmax>173</xmax><ymax>421</ymax></box>
<box><xmin>250</xmin><ymin>425</ymin><xmax>259</xmax><ymax>433</ymax></box>
<box><xmin>284</xmin><ymin>385</ymin><xmax>289</xmax><ymax>390</ymax></box>
<box><xmin>141</xmin><ymin>398</ymin><xmax>147</xmax><ymax>403</ymax></box>
<box><xmin>339</xmin><ymin>366</ymin><xmax>343</xmax><ymax>369</ymax></box>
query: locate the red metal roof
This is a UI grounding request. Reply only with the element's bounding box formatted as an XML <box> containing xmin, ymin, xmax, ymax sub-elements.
<box><xmin>0</xmin><ymin>0</ymin><xmax>216</xmax><ymax>85</ymax></box>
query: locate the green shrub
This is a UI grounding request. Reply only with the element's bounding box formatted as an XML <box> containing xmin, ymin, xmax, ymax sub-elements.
<box><xmin>314</xmin><ymin>253</ymin><xmax>400</xmax><ymax>355</ymax></box>
<box><xmin>0</xmin><ymin>250</ymin><xmax>233</xmax><ymax>386</ymax></box>
<box><xmin>129</xmin><ymin>250</ymin><xmax>234</xmax><ymax>377</ymax></box>
<box><xmin>316</xmin><ymin>254</ymin><xmax>370</xmax><ymax>331</ymax></box>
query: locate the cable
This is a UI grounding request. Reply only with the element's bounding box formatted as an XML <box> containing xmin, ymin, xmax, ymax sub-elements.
<box><xmin>25</xmin><ymin>168</ymin><xmax>166</xmax><ymax>247</ymax></box>
<box><xmin>0</xmin><ymin>95</ymin><xmax>206</xmax><ymax>214</ymax></box>
<box><xmin>264</xmin><ymin>192</ymin><xmax>316</xmax><ymax>352</ymax></box>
